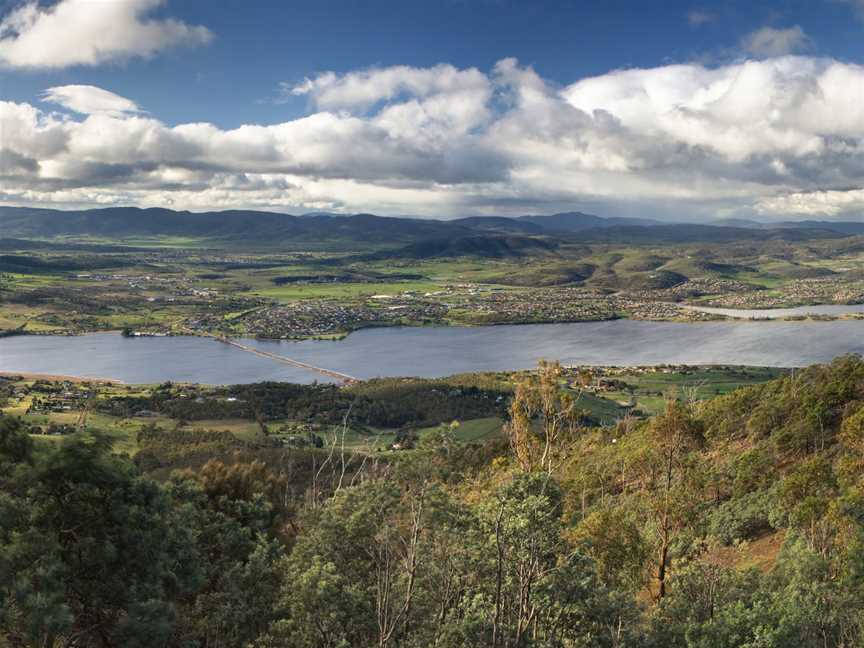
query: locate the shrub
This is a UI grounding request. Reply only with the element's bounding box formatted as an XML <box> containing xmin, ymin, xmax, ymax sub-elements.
<box><xmin>707</xmin><ymin>489</ymin><xmax>776</xmax><ymax>545</ymax></box>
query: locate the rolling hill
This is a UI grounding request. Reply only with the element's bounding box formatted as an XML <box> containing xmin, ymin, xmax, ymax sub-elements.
<box><xmin>360</xmin><ymin>235</ymin><xmax>559</xmax><ymax>260</ymax></box>
<box><xmin>0</xmin><ymin>207</ymin><xmax>474</xmax><ymax>247</ymax></box>
<box><xmin>0</xmin><ymin>205</ymin><xmax>859</xmax><ymax>252</ymax></box>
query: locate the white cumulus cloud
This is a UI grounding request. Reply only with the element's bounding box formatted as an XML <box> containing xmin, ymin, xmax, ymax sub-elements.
<box><xmin>4</xmin><ymin>56</ymin><xmax>864</xmax><ymax>219</ymax></box>
<box><xmin>288</xmin><ymin>64</ymin><xmax>491</xmax><ymax>114</ymax></box>
<box><xmin>41</xmin><ymin>85</ymin><xmax>142</xmax><ymax>116</ymax></box>
<box><xmin>0</xmin><ymin>0</ymin><xmax>212</xmax><ymax>69</ymax></box>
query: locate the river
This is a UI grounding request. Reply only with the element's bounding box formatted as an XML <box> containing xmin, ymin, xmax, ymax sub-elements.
<box><xmin>1</xmin><ymin>318</ymin><xmax>864</xmax><ymax>384</ymax></box>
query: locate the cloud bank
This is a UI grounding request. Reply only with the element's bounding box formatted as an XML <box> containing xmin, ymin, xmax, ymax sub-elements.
<box><xmin>0</xmin><ymin>0</ymin><xmax>211</xmax><ymax>68</ymax></box>
<box><xmin>4</xmin><ymin>56</ymin><xmax>864</xmax><ymax>219</ymax></box>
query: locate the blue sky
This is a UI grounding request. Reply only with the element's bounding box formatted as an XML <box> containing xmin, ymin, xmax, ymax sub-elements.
<box><xmin>2</xmin><ymin>0</ymin><xmax>864</xmax><ymax>219</ymax></box>
<box><xmin>4</xmin><ymin>0</ymin><xmax>864</xmax><ymax>127</ymax></box>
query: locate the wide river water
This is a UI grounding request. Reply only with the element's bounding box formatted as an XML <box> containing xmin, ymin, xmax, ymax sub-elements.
<box><xmin>2</xmin><ymin>317</ymin><xmax>864</xmax><ymax>383</ymax></box>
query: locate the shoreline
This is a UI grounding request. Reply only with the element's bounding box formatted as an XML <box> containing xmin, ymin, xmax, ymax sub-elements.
<box><xmin>3</xmin><ymin>307</ymin><xmax>864</xmax><ymax>344</ymax></box>
<box><xmin>0</xmin><ymin>371</ymin><xmax>122</xmax><ymax>384</ymax></box>
<box><xmin>0</xmin><ymin>364</ymin><xmax>787</xmax><ymax>387</ymax></box>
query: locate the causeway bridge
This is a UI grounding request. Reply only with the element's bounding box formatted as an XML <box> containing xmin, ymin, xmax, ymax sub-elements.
<box><xmin>213</xmin><ymin>336</ymin><xmax>358</xmax><ymax>384</ymax></box>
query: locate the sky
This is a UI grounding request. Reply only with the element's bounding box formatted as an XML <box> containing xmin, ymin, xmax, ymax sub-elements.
<box><xmin>2</xmin><ymin>0</ymin><xmax>864</xmax><ymax>220</ymax></box>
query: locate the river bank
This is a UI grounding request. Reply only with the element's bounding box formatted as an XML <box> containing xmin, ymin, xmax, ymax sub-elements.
<box><xmin>11</xmin><ymin>301</ymin><xmax>864</xmax><ymax>345</ymax></box>
<box><xmin>0</xmin><ymin>371</ymin><xmax>121</xmax><ymax>384</ymax></box>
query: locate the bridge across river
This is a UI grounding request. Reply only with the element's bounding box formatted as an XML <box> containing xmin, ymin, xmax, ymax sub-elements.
<box><xmin>213</xmin><ymin>337</ymin><xmax>358</xmax><ymax>384</ymax></box>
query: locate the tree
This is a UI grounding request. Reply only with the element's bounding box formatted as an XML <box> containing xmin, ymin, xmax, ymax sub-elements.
<box><xmin>762</xmin><ymin>539</ymin><xmax>864</xmax><ymax>647</ymax></box>
<box><xmin>0</xmin><ymin>429</ymin><xmax>198</xmax><ymax>647</ymax></box>
<box><xmin>838</xmin><ymin>404</ymin><xmax>864</xmax><ymax>487</ymax></box>
<box><xmin>484</xmin><ymin>473</ymin><xmax>565</xmax><ymax>646</ymax></box>
<box><xmin>778</xmin><ymin>456</ymin><xmax>841</xmax><ymax>557</ymax></box>
<box><xmin>420</xmin><ymin>420</ymin><xmax>460</xmax><ymax>455</ymax></box>
<box><xmin>649</xmin><ymin>561</ymin><xmax>763</xmax><ymax>648</ymax></box>
<box><xmin>272</xmin><ymin>480</ymin><xmax>439</xmax><ymax>648</ymax></box>
<box><xmin>640</xmin><ymin>399</ymin><xmax>705</xmax><ymax>599</ymax></box>
<box><xmin>570</xmin><ymin>502</ymin><xmax>650</xmax><ymax>592</ymax></box>
<box><xmin>167</xmin><ymin>474</ymin><xmax>284</xmax><ymax>648</ymax></box>
<box><xmin>461</xmin><ymin>473</ymin><xmax>639</xmax><ymax>648</ymax></box>
<box><xmin>505</xmin><ymin>360</ymin><xmax>583</xmax><ymax>475</ymax></box>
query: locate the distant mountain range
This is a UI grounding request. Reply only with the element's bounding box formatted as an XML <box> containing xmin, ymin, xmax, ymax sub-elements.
<box><xmin>451</xmin><ymin>212</ymin><xmax>663</xmax><ymax>234</ymax></box>
<box><xmin>711</xmin><ymin>218</ymin><xmax>864</xmax><ymax>236</ymax></box>
<box><xmin>0</xmin><ymin>205</ymin><xmax>860</xmax><ymax>256</ymax></box>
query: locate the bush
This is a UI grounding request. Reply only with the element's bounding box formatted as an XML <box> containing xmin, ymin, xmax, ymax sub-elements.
<box><xmin>707</xmin><ymin>489</ymin><xmax>776</xmax><ymax>545</ymax></box>
<box><xmin>731</xmin><ymin>447</ymin><xmax>775</xmax><ymax>496</ymax></box>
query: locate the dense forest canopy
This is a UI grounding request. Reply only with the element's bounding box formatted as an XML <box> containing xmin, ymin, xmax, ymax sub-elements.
<box><xmin>5</xmin><ymin>356</ymin><xmax>864</xmax><ymax>646</ymax></box>
<box><xmin>97</xmin><ymin>378</ymin><xmax>507</xmax><ymax>429</ymax></box>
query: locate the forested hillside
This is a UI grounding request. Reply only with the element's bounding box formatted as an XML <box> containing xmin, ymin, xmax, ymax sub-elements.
<box><xmin>5</xmin><ymin>357</ymin><xmax>864</xmax><ymax>646</ymax></box>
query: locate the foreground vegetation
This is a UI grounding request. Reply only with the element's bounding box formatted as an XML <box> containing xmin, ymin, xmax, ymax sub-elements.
<box><xmin>4</xmin><ymin>356</ymin><xmax>864</xmax><ymax>646</ymax></box>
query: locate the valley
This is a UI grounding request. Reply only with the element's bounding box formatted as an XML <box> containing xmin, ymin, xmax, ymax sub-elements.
<box><xmin>4</xmin><ymin>206</ymin><xmax>864</xmax><ymax>648</ymax></box>
<box><xmin>9</xmin><ymin>2</ymin><xmax>864</xmax><ymax>644</ymax></box>
<box><xmin>4</xmin><ymin>207</ymin><xmax>864</xmax><ymax>340</ymax></box>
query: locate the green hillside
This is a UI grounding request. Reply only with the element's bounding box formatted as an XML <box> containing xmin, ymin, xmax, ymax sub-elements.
<box><xmin>5</xmin><ymin>357</ymin><xmax>864</xmax><ymax>646</ymax></box>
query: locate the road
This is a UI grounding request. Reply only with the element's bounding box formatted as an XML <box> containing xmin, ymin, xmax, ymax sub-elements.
<box><xmin>213</xmin><ymin>337</ymin><xmax>358</xmax><ymax>383</ymax></box>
